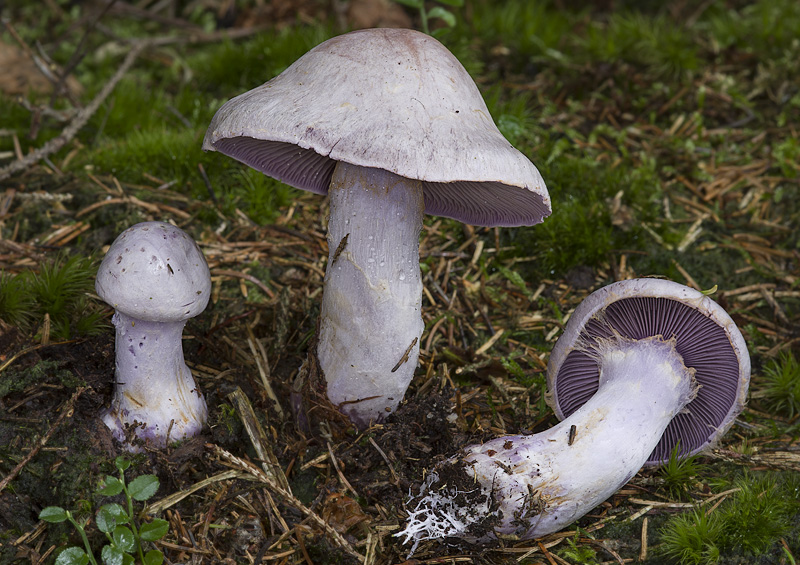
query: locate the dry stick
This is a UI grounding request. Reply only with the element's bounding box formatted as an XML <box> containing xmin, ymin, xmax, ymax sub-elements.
<box><xmin>537</xmin><ymin>541</ymin><xmax>558</xmax><ymax>565</ymax></box>
<box><xmin>0</xmin><ymin>387</ymin><xmax>86</xmax><ymax>494</ymax></box>
<box><xmin>0</xmin><ymin>340</ymin><xmax>78</xmax><ymax>374</ymax></box>
<box><xmin>210</xmin><ymin>444</ymin><xmax>366</xmax><ymax>563</ymax></box>
<box><xmin>639</xmin><ymin>515</ymin><xmax>648</xmax><ymax>562</ymax></box>
<box><xmin>1</xmin><ymin>25</ymin><xmax>268</xmax><ymax>183</ymax></box>
<box><xmin>0</xmin><ymin>41</ymin><xmax>145</xmax><ymax>182</ymax></box>
<box><xmin>227</xmin><ymin>387</ymin><xmax>289</xmax><ymax>490</ymax></box>
<box><xmin>47</xmin><ymin>0</ymin><xmax>120</xmax><ymax>110</ymax></box>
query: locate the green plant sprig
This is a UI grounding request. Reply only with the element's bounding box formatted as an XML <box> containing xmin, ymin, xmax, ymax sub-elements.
<box><xmin>0</xmin><ymin>255</ymin><xmax>106</xmax><ymax>340</ymax></box>
<box><xmin>659</xmin><ymin>441</ymin><xmax>707</xmax><ymax>500</ymax></box>
<box><xmin>39</xmin><ymin>457</ymin><xmax>169</xmax><ymax>565</ymax></box>
<box><xmin>761</xmin><ymin>351</ymin><xmax>800</xmax><ymax>420</ymax></box>
<box><xmin>392</xmin><ymin>0</ymin><xmax>464</xmax><ymax>35</ymax></box>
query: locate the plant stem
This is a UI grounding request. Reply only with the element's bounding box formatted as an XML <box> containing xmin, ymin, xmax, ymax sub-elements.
<box><xmin>419</xmin><ymin>7</ymin><xmax>429</xmax><ymax>34</ymax></box>
<box><xmin>121</xmin><ymin>470</ymin><xmax>148</xmax><ymax>563</ymax></box>
<box><xmin>67</xmin><ymin>512</ymin><xmax>99</xmax><ymax>565</ymax></box>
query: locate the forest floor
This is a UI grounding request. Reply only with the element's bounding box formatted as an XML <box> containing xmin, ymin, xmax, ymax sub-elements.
<box><xmin>1</xmin><ymin>1</ymin><xmax>799</xmax><ymax>564</ymax></box>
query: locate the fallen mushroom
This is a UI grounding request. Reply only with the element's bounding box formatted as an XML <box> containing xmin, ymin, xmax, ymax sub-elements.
<box><xmin>96</xmin><ymin>221</ymin><xmax>211</xmax><ymax>449</ymax></box>
<box><xmin>397</xmin><ymin>279</ymin><xmax>750</xmax><ymax>549</ymax></box>
<box><xmin>203</xmin><ymin>28</ymin><xmax>550</xmax><ymax>427</ymax></box>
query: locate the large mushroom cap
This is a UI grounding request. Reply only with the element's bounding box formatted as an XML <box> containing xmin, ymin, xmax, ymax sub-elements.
<box><xmin>547</xmin><ymin>278</ymin><xmax>750</xmax><ymax>465</ymax></box>
<box><xmin>96</xmin><ymin>222</ymin><xmax>211</xmax><ymax>323</ymax></box>
<box><xmin>203</xmin><ymin>28</ymin><xmax>550</xmax><ymax>227</ymax></box>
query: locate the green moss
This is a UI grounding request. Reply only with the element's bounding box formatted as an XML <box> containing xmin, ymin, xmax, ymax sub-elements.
<box><xmin>504</xmin><ymin>145</ymin><xmax>660</xmax><ymax>277</ymax></box>
<box><xmin>658</xmin><ymin>471</ymin><xmax>800</xmax><ymax>563</ymax></box>
<box><xmin>0</xmin><ymin>359</ymin><xmax>80</xmax><ymax>398</ymax></box>
<box><xmin>658</xmin><ymin>443</ymin><xmax>707</xmax><ymax>500</ymax></box>
<box><xmin>86</xmin><ymin>128</ymin><xmax>202</xmax><ymax>184</ymax></box>
<box><xmin>660</xmin><ymin>509</ymin><xmax>722</xmax><ymax>564</ymax></box>
<box><xmin>718</xmin><ymin>473</ymin><xmax>797</xmax><ymax>555</ymax></box>
<box><xmin>760</xmin><ymin>351</ymin><xmax>800</xmax><ymax>420</ymax></box>
<box><xmin>0</xmin><ymin>256</ymin><xmax>105</xmax><ymax>340</ymax></box>
<box><xmin>0</xmin><ymin>271</ymin><xmax>35</xmax><ymax>328</ymax></box>
<box><xmin>454</xmin><ymin>0</ymin><xmax>574</xmax><ymax>63</ymax></box>
<box><xmin>556</xmin><ymin>532</ymin><xmax>600</xmax><ymax>564</ymax></box>
<box><xmin>703</xmin><ymin>0</ymin><xmax>800</xmax><ymax>57</ymax></box>
<box><xmin>188</xmin><ymin>25</ymin><xmax>336</xmax><ymax>95</ymax></box>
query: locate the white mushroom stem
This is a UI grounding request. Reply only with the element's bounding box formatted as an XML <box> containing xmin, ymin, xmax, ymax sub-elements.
<box><xmin>398</xmin><ymin>336</ymin><xmax>698</xmax><ymax>550</ymax></box>
<box><xmin>103</xmin><ymin>312</ymin><xmax>208</xmax><ymax>447</ymax></box>
<box><xmin>318</xmin><ymin>162</ymin><xmax>424</xmax><ymax>427</ymax></box>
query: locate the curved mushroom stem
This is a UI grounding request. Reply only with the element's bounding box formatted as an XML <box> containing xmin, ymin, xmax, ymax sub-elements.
<box><xmin>398</xmin><ymin>336</ymin><xmax>697</xmax><ymax>550</ymax></box>
<box><xmin>318</xmin><ymin>162</ymin><xmax>424</xmax><ymax>428</ymax></box>
<box><xmin>103</xmin><ymin>312</ymin><xmax>208</xmax><ymax>449</ymax></box>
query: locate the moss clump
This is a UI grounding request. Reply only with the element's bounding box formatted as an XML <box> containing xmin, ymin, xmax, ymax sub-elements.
<box><xmin>658</xmin><ymin>471</ymin><xmax>800</xmax><ymax>563</ymax></box>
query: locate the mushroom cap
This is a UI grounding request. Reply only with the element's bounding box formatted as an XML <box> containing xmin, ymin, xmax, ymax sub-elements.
<box><xmin>96</xmin><ymin>222</ymin><xmax>211</xmax><ymax>323</ymax></box>
<box><xmin>546</xmin><ymin>278</ymin><xmax>750</xmax><ymax>465</ymax></box>
<box><xmin>203</xmin><ymin>28</ymin><xmax>550</xmax><ymax>228</ymax></box>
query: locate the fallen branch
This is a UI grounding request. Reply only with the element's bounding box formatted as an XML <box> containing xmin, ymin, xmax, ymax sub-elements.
<box><xmin>0</xmin><ymin>42</ymin><xmax>145</xmax><ymax>182</ymax></box>
<box><xmin>0</xmin><ymin>27</ymin><xmax>266</xmax><ymax>183</ymax></box>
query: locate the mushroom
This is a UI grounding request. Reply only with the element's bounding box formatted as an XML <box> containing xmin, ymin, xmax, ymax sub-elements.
<box><xmin>96</xmin><ymin>221</ymin><xmax>211</xmax><ymax>449</ymax></box>
<box><xmin>203</xmin><ymin>28</ymin><xmax>550</xmax><ymax>427</ymax></box>
<box><xmin>397</xmin><ymin>279</ymin><xmax>749</xmax><ymax>549</ymax></box>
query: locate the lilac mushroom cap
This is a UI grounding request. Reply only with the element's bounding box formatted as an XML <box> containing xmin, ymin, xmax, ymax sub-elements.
<box><xmin>547</xmin><ymin>277</ymin><xmax>750</xmax><ymax>464</ymax></box>
<box><xmin>96</xmin><ymin>221</ymin><xmax>211</xmax><ymax>449</ymax></box>
<box><xmin>203</xmin><ymin>28</ymin><xmax>550</xmax><ymax>427</ymax></box>
<box><xmin>202</xmin><ymin>28</ymin><xmax>550</xmax><ymax>227</ymax></box>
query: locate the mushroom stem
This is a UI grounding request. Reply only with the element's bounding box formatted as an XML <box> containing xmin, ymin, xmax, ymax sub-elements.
<box><xmin>318</xmin><ymin>162</ymin><xmax>424</xmax><ymax>427</ymax></box>
<box><xmin>398</xmin><ymin>336</ymin><xmax>697</xmax><ymax>549</ymax></box>
<box><xmin>103</xmin><ymin>312</ymin><xmax>208</xmax><ymax>446</ymax></box>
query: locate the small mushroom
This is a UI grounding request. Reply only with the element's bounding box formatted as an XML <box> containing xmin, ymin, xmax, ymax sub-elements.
<box><xmin>96</xmin><ymin>221</ymin><xmax>211</xmax><ymax>449</ymax></box>
<box><xmin>204</xmin><ymin>28</ymin><xmax>550</xmax><ymax>427</ymax></box>
<box><xmin>398</xmin><ymin>279</ymin><xmax>749</xmax><ymax>549</ymax></box>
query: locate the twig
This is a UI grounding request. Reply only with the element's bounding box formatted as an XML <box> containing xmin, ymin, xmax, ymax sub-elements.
<box><xmin>0</xmin><ymin>340</ymin><xmax>78</xmax><ymax>374</ymax></box>
<box><xmin>0</xmin><ymin>27</ymin><xmax>267</xmax><ymax>183</ymax></box>
<box><xmin>209</xmin><ymin>444</ymin><xmax>366</xmax><ymax>563</ymax></box>
<box><xmin>0</xmin><ymin>41</ymin><xmax>146</xmax><ymax>182</ymax></box>
<box><xmin>47</xmin><ymin>0</ymin><xmax>119</xmax><ymax>109</ymax></box>
<box><xmin>327</xmin><ymin>442</ymin><xmax>359</xmax><ymax>498</ymax></box>
<box><xmin>147</xmin><ymin>469</ymin><xmax>245</xmax><ymax>515</ymax></box>
<box><xmin>0</xmin><ymin>387</ymin><xmax>86</xmax><ymax>494</ymax></box>
<box><xmin>227</xmin><ymin>387</ymin><xmax>289</xmax><ymax>490</ymax></box>
<box><xmin>214</xmin><ymin>269</ymin><xmax>275</xmax><ymax>300</ymax></box>
<box><xmin>639</xmin><ymin>516</ymin><xmax>648</xmax><ymax>562</ymax></box>
<box><xmin>245</xmin><ymin>326</ymin><xmax>284</xmax><ymax>418</ymax></box>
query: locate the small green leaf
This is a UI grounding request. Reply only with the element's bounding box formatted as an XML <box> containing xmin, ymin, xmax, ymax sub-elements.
<box><xmin>139</xmin><ymin>519</ymin><xmax>169</xmax><ymax>541</ymax></box>
<box><xmin>101</xmin><ymin>544</ymin><xmax>126</xmax><ymax>565</ymax></box>
<box><xmin>113</xmin><ymin>525</ymin><xmax>136</xmax><ymax>553</ymax></box>
<box><xmin>700</xmin><ymin>284</ymin><xmax>718</xmax><ymax>296</ymax></box>
<box><xmin>392</xmin><ymin>0</ymin><xmax>423</xmax><ymax>7</ymax></box>
<box><xmin>143</xmin><ymin>549</ymin><xmax>164</xmax><ymax>565</ymax></box>
<box><xmin>39</xmin><ymin>506</ymin><xmax>68</xmax><ymax>523</ymax></box>
<box><xmin>97</xmin><ymin>476</ymin><xmax>124</xmax><ymax>496</ymax></box>
<box><xmin>96</xmin><ymin>503</ymin><xmax>129</xmax><ymax>533</ymax></box>
<box><xmin>55</xmin><ymin>547</ymin><xmax>90</xmax><ymax>565</ymax></box>
<box><xmin>497</xmin><ymin>265</ymin><xmax>528</xmax><ymax>294</ymax></box>
<box><xmin>114</xmin><ymin>457</ymin><xmax>131</xmax><ymax>472</ymax></box>
<box><xmin>426</xmin><ymin>6</ymin><xmax>456</xmax><ymax>27</ymax></box>
<box><xmin>127</xmin><ymin>475</ymin><xmax>159</xmax><ymax>501</ymax></box>
<box><xmin>122</xmin><ymin>554</ymin><xmax>134</xmax><ymax>565</ymax></box>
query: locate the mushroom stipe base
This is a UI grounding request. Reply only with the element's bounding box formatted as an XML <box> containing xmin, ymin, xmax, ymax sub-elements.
<box><xmin>103</xmin><ymin>313</ymin><xmax>208</xmax><ymax>450</ymax></box>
